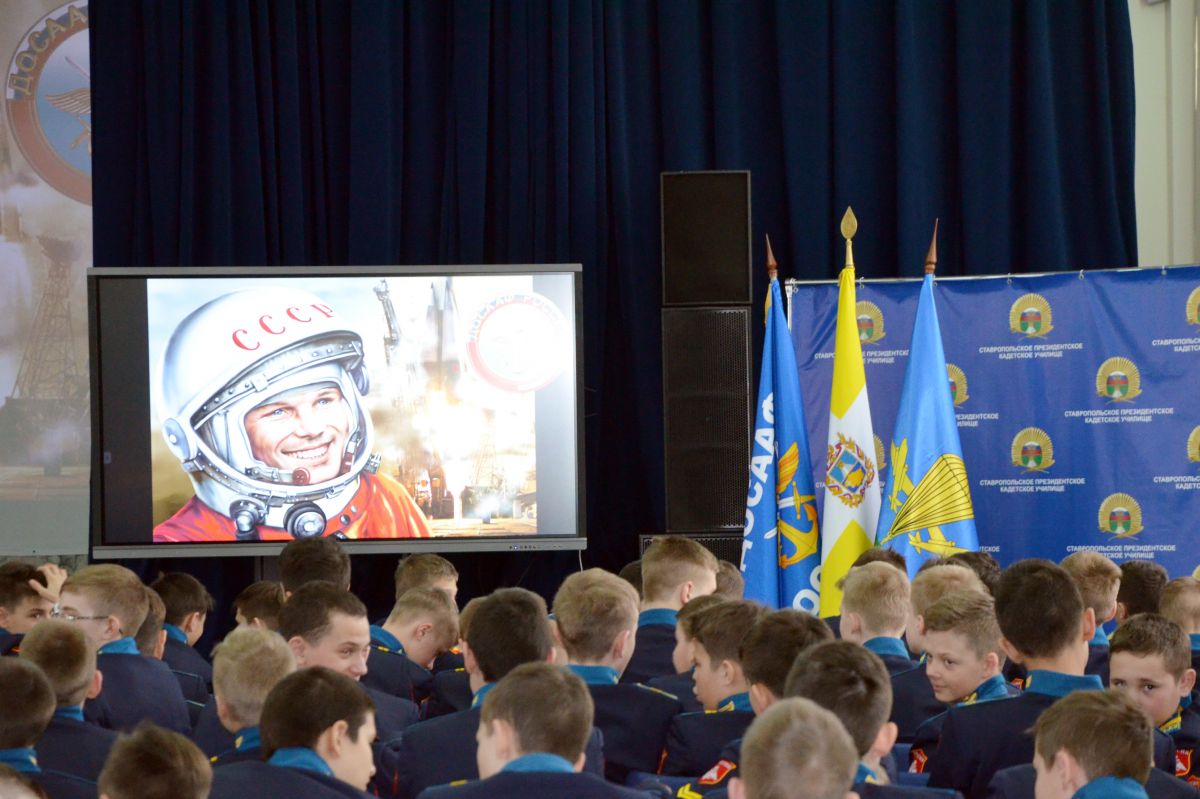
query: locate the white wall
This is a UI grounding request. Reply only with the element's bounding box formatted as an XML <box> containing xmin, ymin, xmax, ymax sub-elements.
<box><xmin>1129</xmin><ymin>0</ymin><xmax>1198</xmax><ymax>267</ymax></box>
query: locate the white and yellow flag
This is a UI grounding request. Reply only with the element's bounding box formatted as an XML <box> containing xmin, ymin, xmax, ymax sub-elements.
<box><xmin>819</xmin><ymin>211</ymin><xmax>881</xmax><ymax>617</ymax></box>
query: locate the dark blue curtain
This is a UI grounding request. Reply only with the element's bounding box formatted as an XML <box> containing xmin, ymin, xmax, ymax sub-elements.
<box><xmin>91</xmin><ymin>0</ymin><xmax>1136</xmax><ymax>614</ymax></box>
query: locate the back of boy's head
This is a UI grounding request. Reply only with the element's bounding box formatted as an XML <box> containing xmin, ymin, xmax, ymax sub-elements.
<box><xmin>1060</xmin><ymin>552</ymin><xmax>1121</xmax><ymax>619</ymax></box>
<box><xmin>277</xmin><ymin>581</ymin><xmax>367</xmax><ymax>643</ymax></box>
<box><xmin>457</xmin><ymin>596</ymin><xmax>484</xmax><ymax>642</ymax></box>
<box><xmin>480</xmin><ymin>662</ymin><xmax>592</xmax><ymax>763</ymax></box>
<box><xmin>0</xmin><ymin>562</ymin><xmax>47</xmax><ymax>612</ymax></box>
<box><xmin>393</xmin><ymin>554</ymin><xmax>458</xmax><ymax>601</ymax></box>
<box><xmin>994</xmin><ymin>560</ymin><xmax>1083</xmax><ymax>658</ymax></box>
<box><xmin>840</xmin><ymin>561</ymin><xmax>909</xmax><ymax>632</ymax></box>
<box><xmin>1109</xmin><ymin>613</ymin><xmax>1191</xmax><ymax>678</ymax></box>
<box><xmin>99</xmin><ymin>723</ymin><xmax>211</xmax><ymax>799</ymax></box>
<box><xmin>691</xmin><ymin>600</ymin><xmax>769</xmax><ymax>665</ymax></box>
<box><xmin>387</xmin><ymin>586</ymin><xmax>460</xmax><ymax>648</ymax></box>
<box><xmin>946</xmin><ymin>551</ymin><xmax>1001</xmax><ymax>595</ymax></box>
<box><xmin>552</xmin><ymin>569</ymin><xmax>638</xmax><ymax>662</ymax></box>
<box><xmin>279</xmin><ymin>537</ymin><xmax>351</xmax><ymax>593</ymax></box>
<box><xmin>641</xmin><ymin>535</ymin><xmax>718</xmax><ymax>603</ymax></box>
<box><xmin>911</xmin><ymin>564</ymin><xmax>984</xmax><ymax>618</ymax></box>
<box><xmin>740</xmin><ymin>611</ymin><xmax>834</xmax><ymax>698</ymax></box>
<box><xmin>0</xmin><ymin>764</ymin><xmax>45</xmax><ymax>799</ymax></box>
<box><xmin>213</xmin><ymin>627</ymin><xmax>297</xmax><ymax>729</ymax></box>
<box><xmin>1160</xmin><ymin>578</ymin><xmax>1200</xmax><ymax>631</ymax></box>
<box><xmin>61</xmin><ymin>564</ymin><xmax>148</xmax><ymax>637</ymax></box>
<box><xmin>677</xmin><ymin>594</ymin><xmax>726</xmax><ymax>639</ymax></box>
<box><xmin>852</xmin><ymin>547</ymin><xmax>908</xmax><ymax>574</ymax></box>
<box><xmin>921</xmin><ymin>590</ymin><xmax>1004</xmax><ymax>662</ymax></box>
<box><xmin>18</xmin><ymin>620</ymin><xmax>94</xmax><ymax>707</ymax></box>
<box><xmin>466</xmin><ymin>588</ymin><xmax>552</xmax><ymax>682</ymax></box>
<box><xmin>739</xmin><ymin>697</ymin><xmax>859</xmax><ymax>799</ymax></box>
<box><xmin>715</xmin><ymin>561</ymin><xmax>745</xmax><ymax>599</ymax></box>
<box><xmin>1033</xmin><ymin>689</ymin><xmax>1151</xmax><ymax>783</ymax></box>
<box><xmin>618</xmin><ymin>560</ymin><xmax>643</xmax><ymax>599</ymax></box>
<box><xmin>150</xmin><ymin>572</ymin><xmax>215</xmax><ymax>626</ymax></box>
<box><xmin>1118</xmin><ymin>560</ymin><xmax>1169</xmax><ymax>618</ymax></box>
<box><xmin>135</xmin><ymin>587</ymin><xmax>166</xmax><ymax>657</ymax></box>
<box><xmin>234</xmin><ymin>581</ymin><xmax>286</xmax><ymax>629</ymax></box>
<box><xmin>0</xmin><ymin>658</ymin><xmax>55</xmax><ymax>748</ymax></box>
<box><xmin>260</xmin><ymin>667</ymin><xmax>375</xmax><ymax>757</ymax></box>
<box><xmin>784</xmin><ymin>639</ymin><xmax>891</xmax><ymax>757</ymax></box>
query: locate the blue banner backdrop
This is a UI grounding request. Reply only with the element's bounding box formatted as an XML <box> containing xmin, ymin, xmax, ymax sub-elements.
<box><xmin>788</xmin><ymin>265</ymin><xmax>1200</xmax><ymax>579</ymax></box>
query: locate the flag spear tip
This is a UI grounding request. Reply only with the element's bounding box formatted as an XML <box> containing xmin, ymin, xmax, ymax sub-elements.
<box><xmin>840</xmin><ymin>207</ymin><xmax>858</xmax><ymax>270</ymax></box>
<box><xmin>765</xmin><ymin>234</ymin><xmax>778</xmax><ymax>280</ymax></box>
<box><xmin>925</xmin><ymin>219</ymin><xmax>939</xmax><ymax>275</ymax></box>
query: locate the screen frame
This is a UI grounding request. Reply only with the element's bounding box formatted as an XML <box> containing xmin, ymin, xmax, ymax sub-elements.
<box><xmin>88</xmin><ymin>264</ymin><xmax>586</xmax><ymax>558</ymax></box>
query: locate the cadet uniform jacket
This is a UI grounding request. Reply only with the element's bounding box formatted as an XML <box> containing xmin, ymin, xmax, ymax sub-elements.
<box><xmin>36</xmin><ymin>707</ymin><xmax>119</xmax><ymax>783</ymax></box>
<box><xmin>84</xmin><ymin>638</ymin><xmax>191</xmax><ymax>733</ymax></box>
<box><xmin>162</xmin><ymin>625</ymin><xmax>214</xmax><ymax>690</ymax></box>
<box><xmin>987</xmin><ymin>764</ymin><xmax>1194</xmax><ymax>799</ymax></box>
<box><xmin>417</xmin><ymin>754</ymin><xmax>654</xmax><ymax>799</ymax></box>
<box><xmin>622</xmin><ymin>610</ymin><xmax>678</xmax><ymax>685</ymax></box>
<box><xmin>423</xmin><ymin>669</ymin><xmax>472</xmax><ymax>719</ymax></box>
<box><xmin>1161</xmin><ymin>695</ymin><xmax>1200</xmax><ymax>788</ymax></box>
<box><xmin>660</xmin><ymin>693</ymin><xmax>754</xmax><ymax>777</ymax></box>
<box><xmin>210</xmin><ymin>754</ymin><xmax>374</xmax><ymax>799</ymax></box>
<box><xmin>908</xmin><ymin>675</ymin><xmax>1021</xmax><ymax>773</ymax></box>
<box><xmin>363</xmin><ymin>625</ymin><xmax>435</xmax><ymax>703</ymax></box>
<box><xmin>892</xmin><ymin>661</ymin><xmax>951</xmax><ymax>744</ymax></box>
<box><xmin>646</xmin><ymin>671</ymin><xmax>703</xmax><ymax>713</ymax></box>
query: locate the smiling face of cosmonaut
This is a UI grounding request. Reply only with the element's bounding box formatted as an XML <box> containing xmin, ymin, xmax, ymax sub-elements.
<box><xmin>243</xmin><ymin>382</ymin><xmax>353</xmax><ymax>485</ymax></box>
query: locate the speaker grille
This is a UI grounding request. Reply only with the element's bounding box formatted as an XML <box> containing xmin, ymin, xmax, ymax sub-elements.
<box><xmin>662</xmin><ymin>307</ymin><xmax>751</xmax><ymax>532</ymax></box>
<box><xmin>640</xmin><ymin>533</ymin><xmax>745</xmax><ymax>564</ymax></box>
<box><xmin>661</xmin><ymin>172</ymin><xmax>752</xmax><ymax>306</ymax></box>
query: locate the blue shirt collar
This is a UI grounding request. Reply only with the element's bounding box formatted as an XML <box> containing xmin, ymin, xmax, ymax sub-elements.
<box><xmin>1024</xmin><ymin>670</ymin><xmax>1104</xmax><ymax>698</ymax></box>
<box><xmin>98</xmin><ymin>637</ymin><xmax>140</xmax><ymax>655</ymax></box>
<box><xmin>863</xmin><ymin>637</ymin><xmax>911</xmax><ymax>660</ymax></box>
<box><xmin>855</xmin><ymin>762</ymin><xmax>878</xmax><ymax>784</ymax></box>
<box><xmin>568</xmin><ymin>665</ymin><xmax>619</xmax><ymax>685</ymax></box>
<box><xmin>0</xmin><ymin>748</ymin><xmax>39</xmax><ymax>774</ymax></box>
<box><xmin>638</xmin><ymin>609</ymin><xmax>677</xmax><ymax>628</ymax></box>
<box><xmin>471</xmin><ymin>681</ymin><xmax>496</xmax><ymax>709</ymax></box>
<box><xmin>716</xmin><ymin>692</ymin><xmax>753</xmax><ymax>712</ymax></box>
<box><xmin>370</xmin><ymin>624</ymin><xmax>404</xmax><ymax>654</ymax></box>
<box><xmin>1190</xmin><ymin>633</ymin><xmax>1200</xmax><ymax>653</ymax></box>
<box><xmin>268</xmin><ymin>747</ymin><xmax>334</xmax><ymax>777</ymax></box>
<box><xmin>163</xmin><ymin>623</ymin><xmax>188</xmax><ymax>644</ymax></box>
<box><xmin>235</xmin><ymin>727</ymin><xmax>261</xmax><ymax>753</ymax></box>
<box><xmin>958</xmin><ymin>674</ymin><xmax>1011</xmax><ymax>705</ymax></box>
<box><xmin>53</xmin><ymin>706</ymin><xmax>85</xmax><ymax>722</ymax></box>
<box><xmin>1071</xmin><ymin>776</ymin><xmax>1149</xmax><ymax>799</ymax></box>
<box><xmin>501</xmin><ymin>753</ymin><xmax>576</xmax><ymax>774</ymax></box>
<box><xmin>1090</xmin><ymin>627</ymin><xmax>1109</xmax><ymax>647</ymax></box>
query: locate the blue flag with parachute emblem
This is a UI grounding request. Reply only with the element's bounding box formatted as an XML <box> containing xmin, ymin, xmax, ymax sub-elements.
<box><xmin>874</xmin><ymin>236</ymin><xmax>978</xmax><ymax>577</ymax></box>
<box><xmin>742</xmin><ymin>275</ymin><xmax>821</xmax><ymax>612</ymax></box>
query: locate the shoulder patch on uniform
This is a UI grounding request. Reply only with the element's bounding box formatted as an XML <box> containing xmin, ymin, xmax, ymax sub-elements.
<box><xmin>1176</xmin><ymin>748</ymin><xmax>1193</xmax><ymax>778</ymax></box>
<box><xmin>698</xmin><ymin>759</ymin><xmax>737</xmax><ymax>785</ymax></box>
<box><xmin>909</xmin><ymin>748</ymin><xmax>928</xmax><ymax>773</ymax></box>
<box><xmin>636</xmin><ymin>683</ymin><xmax>679</xmax><ymax>700</ymax></box>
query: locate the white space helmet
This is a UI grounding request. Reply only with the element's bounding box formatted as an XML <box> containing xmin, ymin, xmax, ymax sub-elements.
<box><xmin>160</xmin><ymin>287</ymin><xmax>379</xmax><ymax>539</ymax></box>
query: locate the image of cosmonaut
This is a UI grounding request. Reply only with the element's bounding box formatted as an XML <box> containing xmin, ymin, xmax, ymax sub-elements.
<box><xmin>152</xmin><ymin>287</ymin><xmax>430</xmax><ymax>542</ymax></box>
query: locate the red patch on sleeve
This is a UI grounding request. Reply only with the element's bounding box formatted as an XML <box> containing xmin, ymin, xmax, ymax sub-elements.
<box><xmin>699</xmin><ymin>760</ymin><xmax>737</xmax><ymax>785</ymax></box>
<box><xmin>909</xmin><ymin>749</ymin><xmax>928</xmax><ymax>774</ymax></box>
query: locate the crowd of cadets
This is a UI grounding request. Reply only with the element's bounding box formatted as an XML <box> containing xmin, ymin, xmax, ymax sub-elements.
<box><xmin>0</xmin><ymin>540</ymin><xmax>1197</xmax><ymax>799</ymax></box>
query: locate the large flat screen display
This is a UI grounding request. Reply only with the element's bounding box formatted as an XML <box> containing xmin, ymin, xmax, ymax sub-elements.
<box><xmin>89</xmin><ymin>266</ymin><xmax>584</xmax><ymax>556</ymax></box>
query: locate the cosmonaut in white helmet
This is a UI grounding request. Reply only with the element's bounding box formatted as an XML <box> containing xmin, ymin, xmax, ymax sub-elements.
<box><xmin>153</xmin><ymin>286</ymin><xmax>430</xmax><ymax>542</ymax></box>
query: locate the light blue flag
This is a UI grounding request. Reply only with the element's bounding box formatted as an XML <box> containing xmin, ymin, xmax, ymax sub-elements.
<box><xmin>875</xmin><ymin>273</ymin><xmax>978</xmax><ymax>577</ymax></box>
<box><xmin>742</xmin><ymin>278</ymin><xmax>821</xmax><ymax>612</ymax></box>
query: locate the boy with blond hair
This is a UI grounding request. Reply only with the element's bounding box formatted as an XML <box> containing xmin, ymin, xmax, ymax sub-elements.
<box><xmin>365</xmin><ymin>586</ymin><xmax>458</xmax><ymax>701</ymax></box>
<box><xmin>623</xmin><ymin>536</ymin><xmax>718</xmax><ymax>684</ymax></box>
<box><xmin>1061</xmin><ymin>551</ymin><xmax>1122</xmax><ymax>678</ymax></box>
<box><xmin>1160</xmin><ymin>578</ymin><xmax>1200</xmax><ymax>673</ymax></box>
<box><xmin>209</xmin><ymin>627</ymin><xmax>297</xmax><ymax>765</ymax></box>
<box><xmin>839</xmin><ymin>562</ymin><xmax>913</xmax><ymax>671</ymax></box>
<box><xmin>394</xmin><ymin>553</ymin><xmax>459</xmax><ymax>603</ymax></box>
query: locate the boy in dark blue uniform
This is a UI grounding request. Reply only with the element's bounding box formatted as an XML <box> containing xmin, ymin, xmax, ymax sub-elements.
<box><xmin>926</xmin><ymin>560</ymin><xmax>1104</xmax><ymax>799</ymax></box>
<box><xmin>207</xmin><ymin>626</ymin><xmax>297</xmax><ymax>765</ymax></box>
<box><xmin>98</xmin><ymin>723</ymin><xmax>213</xmax><ymax>799</ymax></box>
<box><xmin>645</xmin><ymin>594</ymin><xmax>724</xmax><ymax>714</ymax></box>
<box><xmin>623</xmin><ymin>536</ymin><xmax>718</xmax><ymax>685</ymax></box>
<box><xmin>60</xmin><ymin>565</ymin><xmax>191</xmax><ymax>733</ymax></box>
<box><xmin>1061</xmin><ymin>552</ymin><xmax>1123</xmax><ymax>682</ymax></box>
<box><xmin>418</xmin><ymin>662</ymin><xmax>650</xmax><ymax>799</ymax></box>
<box><xmin>280</xmin><ymin>536</ymin><xmax>353</xmax><ymax>595</ymax></box>
<box><xmin>232</xmin><ymin>579</ymin><xmax>286</xmax><ymax>630</ymax></box>
<box><xmin>210</xmin><ymin>667</ymin><xmax>377</xmax><ymax>799</ymax></box>
<box><xmin>365</xmin><ymin>586</ymin><xmax>457</xmax><ymax>703</ymax></box>
<box><xmin>0</xmin><ymin>562</ymin><xmax>56</xmax><ymax>656</ymax></box>
<box><xmin>661</xmin><ymin>600</ymin><xmax>767</xmax><ymax>776</ymax></box>
<box><xmin>552</xmin><ymin>569</ymin><xmax>683</xmax><ymax>783</ymax></box>
<box><xmin>1160</xmin><ymin>578</ymin><xmax>1200</xmax><ymax>676</ymax></box>
<box><xmin>372</xmin><ymin>554</ymin><xmax>461</xmax><ymax>703</ymax></box>
<box><xmin>18</xmin><ymin>620</ymin><xmax>117</xmax><ymax>785</ymax></box>
<box><xmin>423</xmin><ymin>598</ymin><xmax>484</xmax><ymax>720</ymax></box>
<box><xmin>151</xmin><ymin>572</ymin><xmax>216</xmax><ymax>691</ymax></box>
<box><xmin>136</xmin><ymin>588</ymin><xmax>206</xmax><ymax>727</ymax></box>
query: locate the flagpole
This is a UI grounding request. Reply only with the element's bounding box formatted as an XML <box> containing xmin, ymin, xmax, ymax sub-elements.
<box><xmin>926</xmin><ymin>219</ymin><xmax>939</xmax><ymax>275</ymax></box>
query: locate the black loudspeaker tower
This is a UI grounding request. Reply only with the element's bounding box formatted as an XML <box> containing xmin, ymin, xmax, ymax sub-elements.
<box><xmin>661</xmin><ymin>171</ymin><xmax>752</xmax><ymax>535</ymax></box>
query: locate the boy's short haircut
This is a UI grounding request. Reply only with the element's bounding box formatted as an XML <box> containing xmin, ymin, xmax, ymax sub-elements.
<box><xmin>676</xmin><ymin>594</ymin><xmax>726</xmax><ymax>639</ymax></box>
<box><xmin>715</xmin><ymin>561</ymin><xmax>745</xmax><ymax>599</ymax></box>
<box><xmin>61</xmin><ymin>565</ymin><xmax>149</xmax><ymax>638</ymax></box>
<box><xmin>994</xmin><ymin>560</ymin><xmax>1083</xmax><ymax>659</ymax></box>
<box><xmin>279</xmin><ymin>538</ymin><xmax>351</xmax><ymax>593</ymax></box>
<box><xmin>393</xmin><ymin>554</ymin><xmax>458</xmax><ymax>601</ymax></box>
<box><xmin>641</xmin><ymin>536</ymin><xmax>719</xmax><ymax>603</ymax></box>
<box><xmin>98</xmin><ymin>722</ymin><xmax>213</xmax><ymax>799</ymax></box>
<box><xmin>19</xmin><ymin>620</ymin><xmax>95</xmax><ymax>707</ymax></box>
<box><xmin>852</xmin><ymin>547</ymin><xmax>908</xmax><ymax>574</ymax></box>
<box><xmin>150</xmin><ymin>572</ymin><xmax>215</xmax><ymax>626</ymax></box>
<box><xmin>386</xmin><ymin>587</ymin><xmax>460</xmax><ymax>650</ymax></box>
<box><xmin>1033</xmin><ymin>689</ymin><xmax>1151</xmax><ymax>783</ymax></box>
<box><xmin>1109</xmin><ymin>613</ymin><xmax>1191</xmax><ymax>679</ymax></box>
<box><xmin>212</xmin><ymin>627</ymin><xmax>297</xmax><ymax>729</ymax></box>
<box><xmin>921</xmin><ymin>590</ymin><xmax>1004</xmax><ymax>662</ymax></box>
<box><xmin>457</xmin><ymin>596</ymin><xmax>484</xmax><ymax>642</ymax></box>
<box><xmin>135</xmin><ymin>586</ymin><xmax>166</xmax><ymax>658</ymax></box>
<box><xmin>0</xmin><ymin>658</ymin><xmax>55</xmax><ymax>748</ymax></box>
<box><xmin>840</xmin><ymin>561</ymin><xmax>910</xmax><ymax>632</ymax></box>
<box><xmin>1118</xmin><ymin>560</ymin><xmax>1169</xmax><ymax>618</ymax></box>
<box><xmin>480</xmin><ymin>662</ymin><xmax>592</xmax><ymax>763</ymax></box>
<box><xmin>1160</xmin><ymin>578</ymin><xmax>1200</xmax><ymax>631</ymax></box>
<box><xmin>917</xmin><ymin>556</ymin><xmax>948</xmax><ymax>573</ymax></box>
<box><xmin>466</xmin><ymin>588</ymin><xmax>552</xmax><ymax>682</ymax></box>
<box><xmin>740</xmin><ymin>611</ymin><xmax>834</xmax><ymax>697</ymax></box>
<box><xmin>0</xmin><ymin>764</ymin><xmax>45</xmax><ymax>799</ymax></box>
<box><xmin>911</xmin><ymin>564</ymin><xmax>985</xmax><ymax>618</ymax></box>
<box><xmin>617</xmin><ymin>560</ymin><xmax>643</xmax><ymax>599</ymax></box>
<box><xmin>1060</xmin><ymin>552</ymin><xmax>1122</xmax><ymax>618</ymax></box>
<box><xmin>784</xmin><ymin>640</ymin><xmax>891</xmax><ymax>757</ymax></box>
<box><xmin>277</xmin><ymin>581</ymin><xmax>367</xmax><ymax>643</ymax></box>
<box><xmin>552</xmin><ymin>569</ymin><xmax>638</xmax><ymax>662</ymax></box>
<box><xmin>260</xmin><ymin>667</ymin><xmax>375</xmax><ymax>758</ymax></box>
<box><xmin>739</xmin><ymin>697</ymin><xmax>859</xmax><ymax>799</ymax></box>
<box><xmin>234</xmin><ymin>581</ymin><xmax>286</xmax><ymax>629</ymax></box>
<box><xmin>691</xmin><ymin>600</ymin><xmax>770</xmax><ymax>666</ymax></box>
<box><xmin>0</xmin><ymin>562</ymin><xmax>47</xmax><ymax>611</ymax></box>
<box><xmin>946</xmin><ymin>551</ymin><xmax>1001</xmax><ymax>595</ymax></box>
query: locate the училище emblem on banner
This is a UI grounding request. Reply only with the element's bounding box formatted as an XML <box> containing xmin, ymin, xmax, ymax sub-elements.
<box><xmin>1187</xmin><ymin>287</ymin><xmax>1200</xmax><ymax>331</ymax></box>
<box><xmin>826</xmin><ymin>433</ymin><xmax>876</xmax><ymax>508</ymax></box>
<box><xmin>1095</xmin><ymin>357</ymin><xmax>1141</xmax><ymax>402</ymax></box>
<box><xmin>1188</xmin><ymin>426</ymin><xmax>1200</xmax><ymax>465</ymax></box>
<box><xmin>1011</xmin><ymin>427</ymin><xmax>1054</xmax><ymax>473</ymax></box>
<box><xmin>947</xmin><ymin>363</ymin><xmax>968</xmax><ymax>407</ymax></box>
<box><xmin>855</xmin><ymin>301</ymin><xmax>885</xmax><ymax>345</ymax></box>
<box><xmin>1098</xmin><ymin>493</ymin><xmax>1144</xmax><ymax>539</ymax></box>
<box><xmin>5</xmin><ymin>3</ymin><xmax>90</xmax><ymax>205</ymax></box>
<box><xmin>1009</xmin><ymin>294</ymin><xmax>1053</xmax><ymax>338</ymax></box>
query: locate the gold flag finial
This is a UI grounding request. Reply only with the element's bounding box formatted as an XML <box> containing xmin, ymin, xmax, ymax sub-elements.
<box><xmin>840</xmin><ymin>206</ymin><xmax>857</xmax><ymax>269</ymax></box>
<box><xmin>925</xmin><ymin>218</ymin><xmax>939</xmax><ymax>275</ymax></box>
<box><xmin>765</xmin><ymin>234</ymin><xmax>778</xmax><ymax>281</ymax></box>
